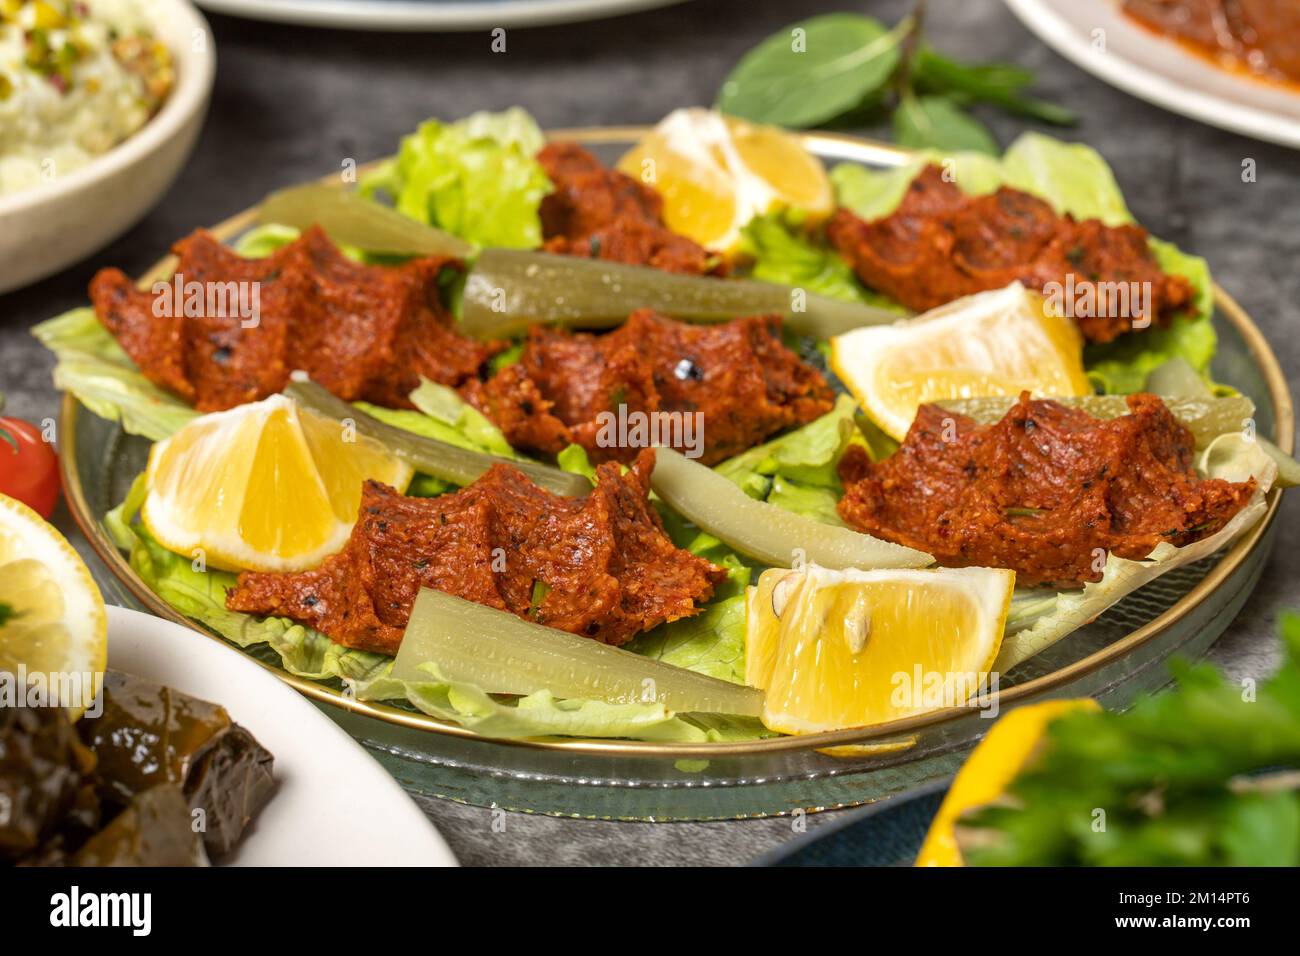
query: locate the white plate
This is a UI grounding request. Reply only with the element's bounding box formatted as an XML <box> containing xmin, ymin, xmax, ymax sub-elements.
<box><xmin>105</xmin><ymin>605</ymin><xmax>457</xmax><ymax>866</ymax></box>
<box><xmin>1003</xmin><ymin>0</ymin><xmax>1300</xmax><ymax>149</ymax></box>
<box><xmin>195</xmin><ymin>0</ymin><xmax>684</xmax><ymax>31</ymax></box>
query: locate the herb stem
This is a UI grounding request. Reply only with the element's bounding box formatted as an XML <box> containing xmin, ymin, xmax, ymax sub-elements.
<box><xmin>892</xmin><ymin>1</ymin><xmax>928</xmax><ymax>103</ymax></box>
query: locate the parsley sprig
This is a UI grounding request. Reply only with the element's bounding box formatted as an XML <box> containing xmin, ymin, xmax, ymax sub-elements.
<box><xmin>958</xmin><ymin>612</ymin><xmax>1300</xmax><ymax>866</ymax></box>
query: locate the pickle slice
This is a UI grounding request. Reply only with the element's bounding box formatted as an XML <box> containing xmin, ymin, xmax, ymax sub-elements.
<box><xmin>394</xmin><ymin>588</ymin><xmax>765</xmax><ymax>716</ymax></box>
<box><xmin>650</xmin><ymin>447</ymin><xmax>932</xmax><ymax>571</ymax></box>
<box><xmin>258</xmin><ymin>184</ymin><xmax>474</xmax><ymax>258</ymax></box>
<box><xmin>938</xmin><ymin>394</ymin><xmax>1257</xmax><ymax>450</ymax></box>
<box><xmin>284</xmin><ymin>377</ymin><xmax>590</xmax><ymax>498</ymax></box>
<box><xmin>460</xmin><ymin>248</ymin><xmax>901</xmax><ymax>340</ymax></box>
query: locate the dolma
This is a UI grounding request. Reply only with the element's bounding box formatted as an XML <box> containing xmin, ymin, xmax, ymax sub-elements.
<box><xmin>0</xmin><ymin>703</ymin><xmax>99</xmax><ymax>864</ymax></box>
<box><xmin>77</xmin><ymin>671</ymin><xmax>275</xmax><ymax>857</ymax></box>
<box><xmin>71</xmin><ymin>784</ymin><xmax>209</xmax><ymax>867</ymax></box>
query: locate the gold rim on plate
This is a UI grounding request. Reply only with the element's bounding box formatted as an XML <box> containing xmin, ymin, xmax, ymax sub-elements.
<box><xmin>61</xmin><ymin>129</ymin><xmax>1295</xmax><ymax>759</ymax></box>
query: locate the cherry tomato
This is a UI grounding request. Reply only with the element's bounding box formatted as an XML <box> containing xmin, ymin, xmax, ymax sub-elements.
<box><xmin>0</xmin><ymin>417</ymin><xmax>60</xmax><ymax>518</ymax></box>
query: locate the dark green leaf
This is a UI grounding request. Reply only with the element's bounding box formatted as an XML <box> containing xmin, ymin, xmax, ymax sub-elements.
<box><xmin>739</xmin><ymin>214</ymin><xmax>900</xmax><ymax>308</ymax></box>
<box><xmin>998</xmin><ymin>96</ymin><xmax>1076</xmax><ymax>126</ymax></box>
<box><xmin>892</xmin><ymin>93</ymin><xmax>998</xmax><ymax>154</ymax></box>
<box><xmin>914</xmin><ymin>47</ymin><xmax>1034</xmax><ymax>96</ymax></box>
<box><xmin>717</xmin><ymin>14</ymin><xmax>904</xmax><ymax>128</ymax></box>
<box><xmin>914</xmin><ymin>47</ymin><xmax>1076</xmax><ymax>126</ymax></box>
<box><xmin>0</xmin><ymin>601</ymin><xmax>15</xmax><ymax>627</ymax></box>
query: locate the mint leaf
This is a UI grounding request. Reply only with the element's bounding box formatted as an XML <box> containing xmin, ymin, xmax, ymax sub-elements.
<box><xmin>717</xmin><ymin>13</ymin><xmax>904</xmax><ymax>127</ymax></box>
<box><xmin>893</xmin><ymin>93</ymin><xmax>998</xmax><ymax>154</ymax></box>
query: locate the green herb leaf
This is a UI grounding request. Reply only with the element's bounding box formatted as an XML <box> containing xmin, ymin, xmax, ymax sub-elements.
<box><xmin>913</xmin><ymin>47</ymin><xmax>1076</xmax><ymax>126</ymax></box>
<box><xmin>738</xmin><ymin>214</ymin><xmax>903</xmax><ymax>308</ymax></box>
<box><xmin>914</xmin><ymin>47</ymin><xmax>1036</xmax><ymax>94</ymax></box>
<box><xmin>892</xmin><ymin>93</ymin><xmax>998</xmax><ymax>154</ymax></box>
<box><xmin>993</xmin><ymin>94</ymin><xmax>1078</xmax><ymax>127</ymax></box>
<box><xmin>716</xmin><ymin>13</ymin><xmax>906</xmax><ymax>128</ymax></box>
<box><xmin>959</xmin><ymin>611</ymin><xmax>1300</xmax><ymax>866</ymax></box>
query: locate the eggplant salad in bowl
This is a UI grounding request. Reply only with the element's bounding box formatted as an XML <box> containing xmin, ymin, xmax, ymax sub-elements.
<box><xmin>31</xmin><ymin>105</ymin><xmax>1298</xmax><ymax>751</ymax></box>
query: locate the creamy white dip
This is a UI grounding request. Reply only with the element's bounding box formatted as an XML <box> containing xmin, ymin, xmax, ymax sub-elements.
<box><xmin>0</xmin><ymin>0</ymin><xmax>173</xmax><ymax>196</ymax></box>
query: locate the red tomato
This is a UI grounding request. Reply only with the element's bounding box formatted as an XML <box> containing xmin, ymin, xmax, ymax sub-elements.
<box><xmin>0</xmin><ymin>417</ymin><xmax>60</xmax><ymax>518</ymax></box>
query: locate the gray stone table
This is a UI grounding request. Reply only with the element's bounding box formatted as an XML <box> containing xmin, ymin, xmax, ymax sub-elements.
<box><xmin>2</xmin><ymin>0</ymin><xmax>1297</xmax><ymax>865</ymax></box>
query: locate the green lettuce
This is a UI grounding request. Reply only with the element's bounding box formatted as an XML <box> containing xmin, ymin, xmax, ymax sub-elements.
<box><xmin>31</xmin><ymin>308</ymin><xmax>199</xmax><ymax>443</ymax></box>
<box><xmin>233</xmin><ymin>223</ymin><xmax>303</xmax><ymax>258</ymax></box>
<box><xmin>233</xmin><ymin>222</ymin><xmax>382</xmax><ymax>265</ymax></box>
<box><xmin>623</xmin><ymin>591</ymin><xmax>748</xmax><ymax>684</ymax></box>
<box><xmin>349</xmin><ymin>665</ymin><xmax>716</xmax><ymax>743</ymax></box>
<box><xmin>358</xmin><ymin>384</ymin><xmax>520</xmax><ymax>497</ymax></box>
<box><xmin>408</xmin><ymin>378</ymin><xmax>515</xmax><ymax>455</ymax></box>
<box><xmin>360</xmin><ymin>107</ymin><xmax>551</xmax><ymax>250</ymax></box>
<box><xmin>356</xmin><ymin>379</ymin><xmax>514</xmax><ymax>458</ymax></box>
<box><xmin>829</xmin><ymin>132</ymin><xmax>1218</xmax><ymax>392</ymax></box>
<box><xmin>714</xmin><ymin>394</ymin><xmax>858</xmax><ymax>525</ymax></box>
<box><xmin>556</xmin><ymin>443</ymin><xmax>599</xmax><ymax>483</ymax></box>
<box><xmin>739</xmin><ymin>214</ymin><xmax>905</xmax><ymax>311</ymax></box>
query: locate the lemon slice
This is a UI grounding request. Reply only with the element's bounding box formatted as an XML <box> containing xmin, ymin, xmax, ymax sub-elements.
<box><xmin>830</xmin><ymin>283</ymin><xmax>1093</xmax><ymax>442</ymax></box>
<box><xmin>915</xmin><ymin>698</ymin><xmax>1099</xmax><ymax>867</ymax></box>
<box><xmin>616</xmin><ymin>108</ymin><xmax>832</xmax><ymax>252</ymax></box>
<box><xmin>746</xmin><ymin>565</ymin><xmax>1015</xmax><ymax>735</ymax></box>
<box><xmin>142</xmin><ymin>394</ymin><xmax>413</xmax><ymax>573</ymax></box>
<box><xmin>0</xmin><ymin>493</ymin><xmax>107</xmax><ymax>719</ymax></box>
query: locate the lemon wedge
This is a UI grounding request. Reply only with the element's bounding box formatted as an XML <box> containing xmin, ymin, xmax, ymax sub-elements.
<box><xmin>616</xmin><ymin>107</ymin><xmax>832</xmax><ymax>252</ymax></box>
<box><xmin>915</xmin><ymin>698</ymin><xmax>1100</xmax><ymax>867</ymax></box>
<box><xmin>830</xmin><ymin>283</ymin><xmax>1093</xmax><ymax>442</ymax></box>
<box><xmin>746</xmin><ymin>565</ymin><xmax>1015</xmax><ymax>735</ymax></box>
<box><xmin>0</xmin><ymin>493</ymin><xmax>107</xmax><ymax>719</ymax></box>
<box><xmin>142</xmin><ymin>394</ymin><xmax>413</xmax><ymax>573</ymax></box>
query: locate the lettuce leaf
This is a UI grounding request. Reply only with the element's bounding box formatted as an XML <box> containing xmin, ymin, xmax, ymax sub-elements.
<box><xmin>31</xmin><ymin>308</ymin><xmax>199</xmax><ymax>442</ymax></box>
<box><xmin>356</xmin><ymin>380</ymin><xmax>514</xmax><ymax>458</ymax></box>
<box><xmin>829</xmin><ymin>132</ymin><xmax>1218</xmax><ymax>392</ymax></box>
<box><xmin>407</xmin><ymin>378</ymin><xmax>515</xmax><ymax>456</ymax></box>
<box><xmin>357</xmin><ymin>388</ymin><xmax>521</xmax><ymax>498</ymax></box>
<box><xmin>351</xmin><ymin>664</ymin><xmax>714</xmax><ymax>742</ymax></box>
<box><xmin>739</xmin><ymin>214</ymin><xmax>905</xmax><ymax>311</ymax></box>
<box><xmin>233</xmin><ymin>223</ymin><xmax>302</xmax><ymax>258</ymax></box>
<box><xmin>833</xmin><ymin>150</ymin><xmax>1005</xmax><ymax>219</ymax></box>
<box><xmin>623</xmin><ymin>591</ymin><xmax>748</xmax><ymax>685</ymax></box>
<box><xmin>556</xmin><ymin>443</ymin><xmax>599</xmax><ymax>483</ymax></box>
<box><xmin>359</xmin><ymin>107</ymin><xmax>551</xmax><ymax>250</ymax></box>
<box><xmin>233</xmin><ymin>222</ymin><xmax>393</xmax><ymax>266</ymax></box>
<box><xmin>998</xmin><ymin>133</ymin><xmax>1132</xmax><ymax>226</ymax></box>
<box><xmin>714</xmin><ymin>394</ymin><xmax>858</xmax><ymax>527</ymax></box>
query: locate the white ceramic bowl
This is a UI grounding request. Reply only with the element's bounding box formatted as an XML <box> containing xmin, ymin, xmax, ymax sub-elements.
<box><xmin>0</xmin><ymin>0</ymin><xmax>216</xmax><ymax>294</ymax></box>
